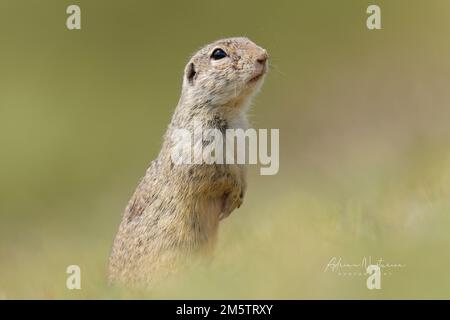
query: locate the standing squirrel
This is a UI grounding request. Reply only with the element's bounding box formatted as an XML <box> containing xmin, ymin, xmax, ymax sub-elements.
<box><xmin>108</xmin><ymin>37</ymin><xmax>268</xmax><ymax>287</ymax></box>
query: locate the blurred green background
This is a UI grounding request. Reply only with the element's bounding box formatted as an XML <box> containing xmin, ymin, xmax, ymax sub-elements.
<box><xmin>1</xmin><ymin>0</ymin><xmax>450</xmax><ymax>299</ymax></box>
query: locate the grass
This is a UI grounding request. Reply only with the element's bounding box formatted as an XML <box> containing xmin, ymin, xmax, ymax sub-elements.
<box><xmin>1</xmin><ymin>137</ymin><xmax>450</xmax><ymax>299</ymax></box>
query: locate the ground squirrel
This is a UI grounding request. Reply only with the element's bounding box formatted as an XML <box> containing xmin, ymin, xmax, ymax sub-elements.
<box><xmin>108</xmin><ymin>37</ymin><xmax>268</xmax><ymax>287</ymax></box>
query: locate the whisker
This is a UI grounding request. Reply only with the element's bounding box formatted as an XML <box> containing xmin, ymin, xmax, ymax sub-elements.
<box><xmin>269</xmin><ymin>63</ymin><xmax>285</xmax><ymax>76</ymax></box>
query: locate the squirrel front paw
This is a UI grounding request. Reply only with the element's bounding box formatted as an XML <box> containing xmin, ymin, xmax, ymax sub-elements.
<box><xmin>219</xmin><ymin>189</ymin><xmax>244</xmax><ymax>220</ymax></box>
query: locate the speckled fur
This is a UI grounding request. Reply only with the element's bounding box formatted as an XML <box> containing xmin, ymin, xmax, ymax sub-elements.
<box><xmin>108</xmin><ymin>37</ymin><xmax>268</xmax><ymax>287</ymax></box>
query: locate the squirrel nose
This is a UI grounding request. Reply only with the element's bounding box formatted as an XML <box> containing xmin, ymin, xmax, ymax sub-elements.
<box><xmin>256</xmin><ymin>51</ymin><xmax>268</xmax><ymax>65</ymax></box>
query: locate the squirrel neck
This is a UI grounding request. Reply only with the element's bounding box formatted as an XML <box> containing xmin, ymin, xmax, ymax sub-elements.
<box><xmin>170</xmin><ymin>93</ymin><xmax>250</xmax><ymax>131</ymax></box>
<box><xmin>157</xmin><ymin>92</ymin><xmax>251</xmax><ymax>165</ymax></box>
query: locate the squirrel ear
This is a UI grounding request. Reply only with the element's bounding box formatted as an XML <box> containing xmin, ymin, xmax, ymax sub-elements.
<box><xmin>186</xmin><ymin>62</ymin><xmax>196</xmax><ymax>85</ymax></box>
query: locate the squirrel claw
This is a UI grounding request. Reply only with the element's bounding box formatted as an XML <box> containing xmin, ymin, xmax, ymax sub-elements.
<box><xmin>220</xmin><ymin>191</ymin><xmax>243</xmax><ymax>220</ymax></box>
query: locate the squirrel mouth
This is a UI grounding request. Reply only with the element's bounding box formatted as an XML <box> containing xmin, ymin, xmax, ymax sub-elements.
<box><xmin>248</xmin><ymin>72</ymin><xmax>265</xmax><ymax>83</ymax></box>
<box><xmin>248</xmin><ymin>64</ymin><xmax>267</xmax><ymax>84</ymax></box>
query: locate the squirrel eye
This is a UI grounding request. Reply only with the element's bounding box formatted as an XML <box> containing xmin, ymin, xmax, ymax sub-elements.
<box><xmin>211</xmin><ymin>48</ymin><xmax>227</xmax><ymax>60</ymax></box>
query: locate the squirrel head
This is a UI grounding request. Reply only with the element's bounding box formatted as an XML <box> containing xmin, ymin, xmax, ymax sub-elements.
<box><xmin>181</xmin><ymin>37</ymin><xmax>268</xmax><ymax>108</ymax></box>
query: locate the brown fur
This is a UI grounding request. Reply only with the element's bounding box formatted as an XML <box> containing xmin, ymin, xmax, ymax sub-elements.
<box><xmin>108</xmin><ymin>37</ymin><xmax>268</xmax><ymax>287</ymax></box>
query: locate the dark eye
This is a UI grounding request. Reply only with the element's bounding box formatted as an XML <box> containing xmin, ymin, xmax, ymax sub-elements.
<box><xmin>211</xmin><ymin>48</ymin><xmax>227</xmax><ymax>60</ymax></box>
